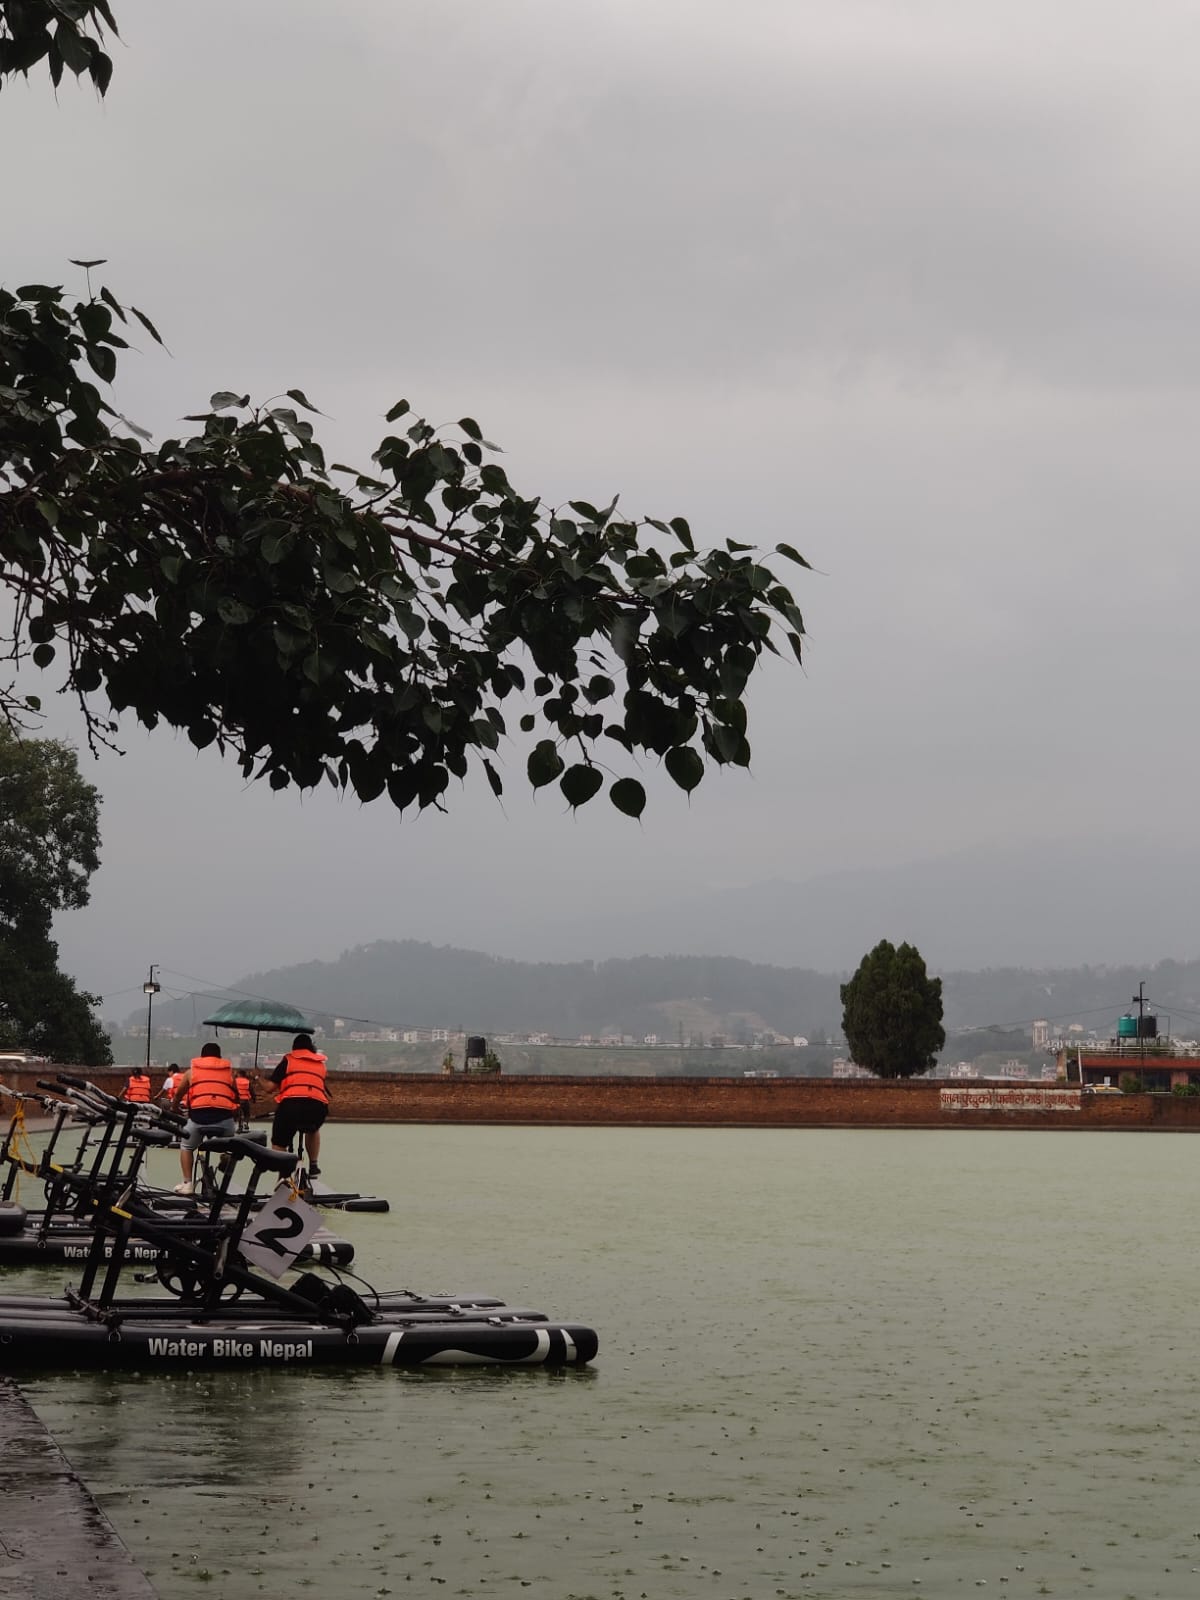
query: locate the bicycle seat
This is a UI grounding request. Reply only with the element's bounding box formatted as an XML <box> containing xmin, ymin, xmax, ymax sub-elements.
<box><xmin>228</xmin><ymin>1137</ymin><xmax>298</xmax><ymax>1173</ymax></box>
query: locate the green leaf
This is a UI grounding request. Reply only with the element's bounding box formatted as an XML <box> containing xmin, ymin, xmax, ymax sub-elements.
<box><xmin>775</xmin><ymin>541</ymin><xmax>813</xmax><ymax>570</ymax></box>
<box><xmin>458</xmin><ymin>417</ymin><xmax>482</xmax><ymax>440</ymax></box>
<box><xmin>302</xmin><ymin>651</ymin><xmax>334</xmax><ymax>685</ymax></box>
<box><xmin>610</xmin><ymin>614</ymin><xmax>639</xmax><ymax>663</ymax></box>
<box><xmin>114</xmin><ymin>410</ymin><xmax>152</xmax><ymax>441</ymax></box>
<box><xmin>188</xmin><ymin>720</ymin><xmax>217</xmax><ymax>749</ymax></box>
<box><xmin>69</xmin><ymin>258</ymin><xmax>106</xmax><ymax>268</ymax></box>
<box><xmin>665</xmin><ymin>745</ymin><xmax>703</xmax><ymax>794</ymax></box>
<box><xmin>217</xmin><ymin>597</ymin><xmax>251</xmax><ymax>626</ymax></box>
<box><xmin>31</xmin><ymin>643</ymin><xmax>55</xmax><ymax>669</ymax></box>
<box><xmin>483</xmin><ymin>759</ymin><xmax>504</xmax><ymax>798</ymax></box>
<box><xmin>519</xmin><ymin>714</ymin><xmax>536</xmax><ymax>733</ymax></box>
<box><xmin>286</xmin><ymin>388</ymin><xmax>322</xmax><ymax>414</ymax></box>
<box><xmin>385</xmin><ymin>399</ymin><xmax>410</xmax><ymax>422</ymax></box>
<box><xmin>609</xmin><ymin>777</ymin><xmax>646</xmax><ymax>819</ymax></box>
<box><xmin>560</xmin><ymin>763</ymin><xmax>604</xmax><ymax>809</ymax></box>
<box><xmin>124</xmin><ymin>304</ymin><xmax>163</xmax><ymax>345</ymax></box>
<box><xmin>527</xmin><ymin>739</ymin><xmax>565</xmax><ymax>789</ymax></box>
<box><xmin>322</xmin><ymin>565</ymin><xmax>358</xmax><ymax>595</ymax></box>
<box><xmin>209</xmin><ymin>391</ymin><xmax>245</xmax><ymax>411</ymax></box>
<box><xmin>86</xmin><ymin>344</ymin><xmax>116</xmax><ymax>383</ymax></box>
<box><xmin>261</xmin><ymin>530</ymin><xmax>293</xmax><ymax>565</ymax></box>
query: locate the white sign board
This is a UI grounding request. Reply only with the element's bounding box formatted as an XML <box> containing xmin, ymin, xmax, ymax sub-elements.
<box><xmin>940</xmin><ymin>1086</ymin><xmax>1081</xmax><ymax>1112</ymax></box>
<box><xmin>239</xmin><ymin>1185</ymin><xmax>323</xmax><ymax>1278</ymax></box>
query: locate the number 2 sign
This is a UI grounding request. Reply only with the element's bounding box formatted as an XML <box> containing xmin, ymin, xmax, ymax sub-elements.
<box><xmin>240</xmin><ymin>1185</ymin><xmax>323</xmax><ymax>1278</ymax></box>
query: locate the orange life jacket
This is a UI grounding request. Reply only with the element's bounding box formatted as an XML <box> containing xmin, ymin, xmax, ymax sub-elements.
<box><xmin>187</xmin><ymin>1056</ymin><xmax>238</xmax><ymax>1113</ymax></box>
<box><xmin>123</xmin><ymin>1073</ymin><xmax>152</xmax><ymax>1103</ymax></box>
<box><xmin>235</xmin><ymin>1074</ymin><xmax>252</xmax><ymax>1102</ymax></box>
<box><xmin>276</xmin><ymin>1049</ymin><xmax>329</xmax><ymax>1105</ymax></box>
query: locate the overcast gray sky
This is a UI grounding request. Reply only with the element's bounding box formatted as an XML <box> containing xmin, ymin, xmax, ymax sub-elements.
<box><xmin>6</xmin><ymin>0</ymin><xmax>1200</xmax><ymax>1008</ymax></box>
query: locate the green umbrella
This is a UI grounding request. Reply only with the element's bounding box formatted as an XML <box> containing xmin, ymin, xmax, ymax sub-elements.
<box><xmin>201</xmin><ymin>999</ymin><xmax>315</xmax><ymax>1071</ymax></box>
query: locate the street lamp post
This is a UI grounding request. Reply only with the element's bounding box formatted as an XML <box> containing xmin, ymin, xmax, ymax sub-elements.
<box><xmin>143</xmin><ymin>965</ymin><xmax>161</xmax><ymax>1073</ymax></box>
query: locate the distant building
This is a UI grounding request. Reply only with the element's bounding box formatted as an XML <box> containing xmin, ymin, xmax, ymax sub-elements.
<box><xmin>1059</xmin><ymin>1047</ymin><xmax>1200</xmax><ymax>1092</ymax></box>
<box><xmin>1031</xmin><ymin>1019</ymin><xmax>1050</xmax><ymax>1050</ymax></box>
<box><xmin>831</xmin><ymin>1058</ymin><xmax>873</xmax><ymax>1079</ymax></box>
<box><xmin>986</xmin><ymin>1059</ymin><xmax>1028</xmax><ymax>1081</ymax></box>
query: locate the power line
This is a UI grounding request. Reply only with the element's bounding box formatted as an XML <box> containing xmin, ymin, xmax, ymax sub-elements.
<box><xmin>954</xmin><ymin>1002</ymin><xmax>1129</xmax><ymax>1034</ymax></box>
<box><xmin>154</xmin><ymin>967</ymin><xmax>439</xmax><ymax>1036</ymax></box>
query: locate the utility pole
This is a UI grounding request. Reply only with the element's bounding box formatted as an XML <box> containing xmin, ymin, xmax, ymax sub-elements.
<box><xmin>143</xmin><ymin>965</ymin><xmax>161</xmax><ymax>1072</ymax></box>
<box><xmin>1133</xmin><ymin>981</ymin><xmax>1147</xmax><ymax>1067</ymax></box>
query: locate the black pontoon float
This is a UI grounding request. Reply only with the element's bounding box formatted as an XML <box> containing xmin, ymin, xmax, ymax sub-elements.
<box><xmin>0</xmin><ymin>1078</ymin><xmax>596</xmax><ymax>1371</ymax></box>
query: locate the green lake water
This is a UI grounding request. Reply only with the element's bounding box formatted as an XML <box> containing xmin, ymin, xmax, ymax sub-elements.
<box><xmin>13</xmin><ymin>1124</ymin><xmax>1200</xmax><ymax>1599</ymax></box>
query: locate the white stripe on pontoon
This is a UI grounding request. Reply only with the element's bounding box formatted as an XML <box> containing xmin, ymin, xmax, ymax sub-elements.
<box><xmin>382</xmin><ymin>1331</ymin><xmax>404</xmax><ymax>1365</ymax></box>
<box><xmin>520</xmin><ymin>1328</ymin><xmax>552</xmax><ymax>1364</ymax></box>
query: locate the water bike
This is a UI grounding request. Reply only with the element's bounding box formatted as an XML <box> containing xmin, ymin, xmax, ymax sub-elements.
<box><xmin>0</xmin><ymin>1078</ymin><xmax>596</xmax><ymax>1371</ymax></box>
<box><xmin>0</xmin><ymin>1083</ymin><xmax>355</xmax><ymax>1269</ymax></box>
<box><xmin>0</xmin><ymin>1081</ymin><xmax>385</xmax><ymax>1216</ymax></box>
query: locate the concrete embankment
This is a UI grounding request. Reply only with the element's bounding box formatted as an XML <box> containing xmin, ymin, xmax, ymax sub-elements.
<box><xmin>0</xmin><ymin>1378</ymin><xmax>159</xmax><ymax>1598</ymax></box>
<box><xmin>9</xmin><ymin>1066</ymin><xmax>1200</xmax><ymax>1129</ymax></box>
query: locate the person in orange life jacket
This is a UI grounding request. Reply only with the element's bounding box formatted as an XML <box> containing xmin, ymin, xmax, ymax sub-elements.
<box><xmin>123</xmin><ymin>1068</ymin><xmax>152</xmax><ymax>1103</ymax></box>
<box><xmin>158</xmin><ymin>1064</ymin><xmax>180</xmax><ymax>1107</ymax></box>
<box><xmin>270</xmin><ymin>1033</ymin><xmax>329</xmax><ymax>1177</ymax></box>
<box><xmin>169</xmin><ymin>1043</ymin><xmax>239</xmax><ymax>1195</ymax></box>
<box><xmin>234</xmin><ymin>1069</ymin><xmax>255</xmax><ymax>1132</ymax></box>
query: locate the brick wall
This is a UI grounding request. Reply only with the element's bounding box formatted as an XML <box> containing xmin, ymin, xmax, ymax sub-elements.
<box><xmin>9</xmin><ymin>1065</ymin><xmax>1200</xmax><ymax>1129</ymax></box>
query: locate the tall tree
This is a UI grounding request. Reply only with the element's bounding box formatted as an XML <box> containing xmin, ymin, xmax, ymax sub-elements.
<box><xmin>0</xmin><ymin>1</ymin><xmax>808</xmax><ymax>821</ymax></box>
<box><xmin>840</xmin><ymin>940</ymin><xmax>945</xmax><ymax>1080</ymax></box>
<box><xmin>0</xmin><ymin>726</ymin><xmax>111</xmax><ymax>1064</ymax></box>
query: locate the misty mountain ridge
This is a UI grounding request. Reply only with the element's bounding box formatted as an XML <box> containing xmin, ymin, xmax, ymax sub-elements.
<box><xmin>129</xmin><ymin>838</ymin><xmax>1200</xmax><ymax>1042</ymax></box>
<box><xmin>140</xmin><ymin>939</ymin><xmax>1200</xmax><ymax>1049</ymax></box>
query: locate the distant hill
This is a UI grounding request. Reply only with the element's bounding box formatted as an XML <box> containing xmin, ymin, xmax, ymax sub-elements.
<box><xmin>147</xmin><ymin>944</ymin><xmax>845</xmax><ymax>1042</ymax></box>
<box><xmin>139</xmin><ymin>940</ymin><xmax>1200</xmax><ymax>1049</ymax></box>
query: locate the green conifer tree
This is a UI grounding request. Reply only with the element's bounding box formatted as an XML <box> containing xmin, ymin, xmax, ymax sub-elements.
<box><xmin>840</xmin><ymin>940</ymin><xmax>944</xmax><ymax>1079</ymax></box>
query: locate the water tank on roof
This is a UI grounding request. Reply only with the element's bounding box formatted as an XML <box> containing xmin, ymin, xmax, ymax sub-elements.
<box><xmin>1138</xmin><ymin>1014</ymin><xmax>1159</xmax><ymax>1039</ymax></box>
<box><xmin>1117</xmin><ymin>1014</ymin><xmax>1138</xmax><ymax>1038</ymax></box>
<box><xmin>464</xmin><ymin>1035</ymin><xmax>487</xmax><ymax>1062</ymax></box>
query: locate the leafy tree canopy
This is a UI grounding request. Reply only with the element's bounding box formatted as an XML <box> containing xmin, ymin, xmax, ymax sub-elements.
<box><xmin>0</xmin><ymin>722</ymin><xmax>100</xmax><ymax>923</ymax></box>
<box><xmin>0</xmin><ymin>924</ymin><xmax>112</xmax><ymax>1065</ymax></box>
<box><xmin>0</xmin><ymin>2</ymin><xmax>808</xmax><ymax>821</ymax></box>
<box><xmin>840</xmin><ymin>939</ymin><xmax>945</xmax><ymax>1080</ymax></box>
<box><xmin>0</xmin><ymin>725</ymin><xmax>110</xmax><ymax>1064</ymax></box>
